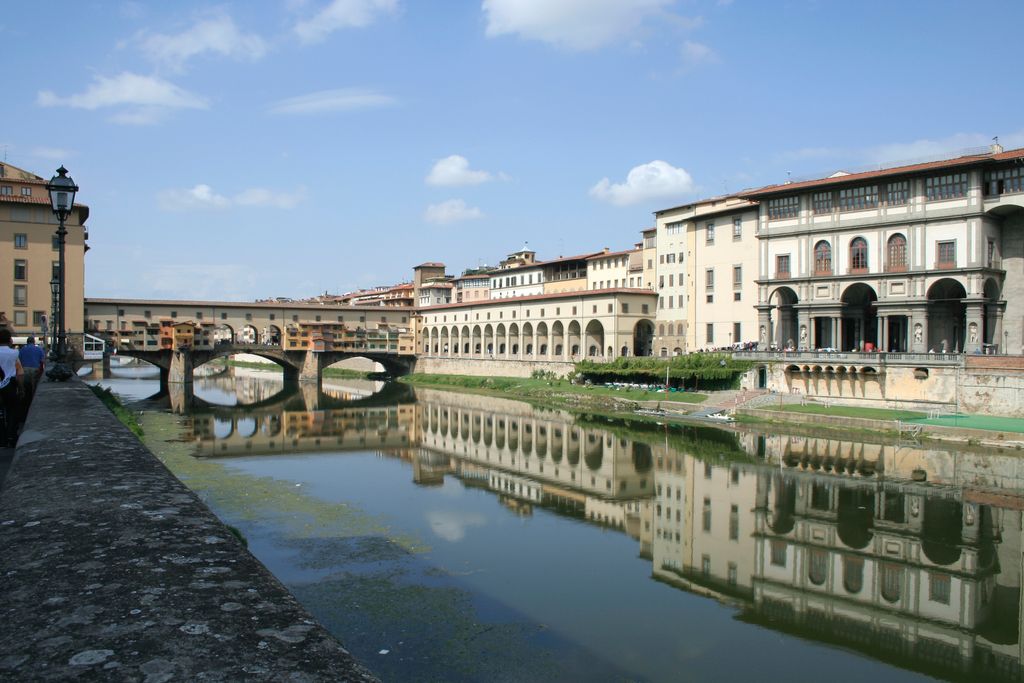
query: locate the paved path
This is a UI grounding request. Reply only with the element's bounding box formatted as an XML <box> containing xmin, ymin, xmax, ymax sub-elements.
<box><xmin>0</xmin><ymin>379</ymin><xmax>378</xmax><ymax>681</ymax></box>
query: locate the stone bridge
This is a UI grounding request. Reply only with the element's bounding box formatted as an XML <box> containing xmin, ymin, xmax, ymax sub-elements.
<box><xmin>105</xmin><ymin>343</ymin><xmax>417</xmax><ymax>389</ymax></box>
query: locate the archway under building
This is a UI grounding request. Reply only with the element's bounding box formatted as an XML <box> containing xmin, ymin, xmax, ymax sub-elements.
<box><xmin>769</xmin><ymin>286</ymin><xmax>799</xmax><ymax>349</ymax></box>
<box><xmin>927</xmin><ymin>279</ymin><xmax>966</xmax><ymax>352</ymax></box>
<box><xmin>632</xmin><ymin>319</ymin><xmax>655</xmax><ymax>357</ymax></box>
<box><xmin>585</xmin><ymin>320</ymin><xmax>605</xmax><ymax>358</ymax></box>
<box><xmin>840</xmin><ymin>283</ymin><xmax>878</xmax><ymax>351</ymax></box>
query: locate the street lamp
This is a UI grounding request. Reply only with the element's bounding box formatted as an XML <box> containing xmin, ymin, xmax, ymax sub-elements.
<box><xmin>49</xmin><ymin>276</ymin><xmax>59</xmax><ymax>360</ymax></box>
<box><xmin>46</xmin><ymin>166</ymin><xmax>77</xmax><ymax>381</ymax></box>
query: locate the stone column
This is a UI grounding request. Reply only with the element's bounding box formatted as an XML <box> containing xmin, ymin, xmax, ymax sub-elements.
<box><xmin>878</xmin><ymin>315</ymin><xmax>887</xmax><ymax>351</ymax></box>
<box><xmin>832</xmin><ymin>318</ymin><xmax>840</xmax><ymax>351</ymax></box>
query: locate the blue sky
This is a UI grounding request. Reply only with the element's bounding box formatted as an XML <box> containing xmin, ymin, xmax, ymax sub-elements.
<box><xmin>4</xmin><ymin>0</ymin><xmax>1022</xmax><ymax>301</ymax></box>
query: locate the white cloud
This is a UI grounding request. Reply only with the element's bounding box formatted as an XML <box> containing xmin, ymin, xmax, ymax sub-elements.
<box><xmin>138</xmin><ymin>11</ymin><xmax>267</xmax><ymax>71</ymax></box>
<box><xmin>293</xmin><ymin>0</ymin><xmax>399</xmax><ymax>44</ymax></box>
<box><xmin>158</xmin><ymin>184</ymin><xmax>231</xmax><ymax>211</ymax></box>
<box><xmin>424</xmin><ymin>199</ymin><xmax>483</xmax><ymax>224</ymax></box>
<box><xmin>483</xmin><ymin>0</ymin><xmax>674</xmax><ymax>51</ymax></box>
<box><xmin>680</xmin><ymin>40</ymin><xmax>717</xmax><ymax>67</ymax></box>
<box><xmin>234</xmin><ymin>187</ymin><xmax>307</xmax><ymax>209</ymax></box>
<box><xmin>146</xmin><ymin>264</ymin><xmax>259</xmax><ymax>301</ymax></box>
<box><xmin>37</xmin><ymin>72</ymin><xmax>207</xmax><ymax>125</ymax></box>
<box><xmin>426</xmin><ymin>155</ymin><xmax>494</xmax><ymax>187</ymax></box>
<box><xmin>158</xmin><ymin>184</ymin><xmax>307</xmax><ymax>211</ymax></box>
<box><xmin>864</xmin><ymin>130</ymin><xmax>1024</xmax><ymax>165</ymax></box>
<box><xmin>268</xmin><ymin>88</ymin><xmax>396</xmax><ymax>115</ymax></box>
<box><xmin>427</xmin><ymin>510</ymin><xmax>486</xmax><ymax>542</ymax></box>
<box><xmin>30</xmin><ymin>147</ymin><xmax>73</xmax><ymax>161</ymax></box>
<box><xmin>590</xmin><ymin>160</ymin><xmax>694</xmax><ymax>206</ymax></box>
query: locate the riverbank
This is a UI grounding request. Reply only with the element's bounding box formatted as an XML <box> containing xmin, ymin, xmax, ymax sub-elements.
<box><xmin>399</xmin><ymin>373</ymin><xmax>707</xmax><ymax>413</ymax></box>
<box><xmin>0</xmin><ymin>379</ymin><xmax>378</xmax><ymax>681</ymax></box>
<box><xmin>400</xmin><ymin>372</ymin><xmax>1024</xmax><ymax>451</ymax></box>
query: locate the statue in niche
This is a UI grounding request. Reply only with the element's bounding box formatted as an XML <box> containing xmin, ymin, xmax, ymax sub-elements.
<box><xmin>759</xmin><ymin>326</ymin><xmax>766</xmax><ymax>345</ymax></box>
<box><xmin>799</xmin><ymin>325</ymin><xmax>807</xmax><ymax>346</ymax></box>
<box><xmin>914</xmin><ymin>324</ymin><xmax>923</xmax><ymax>344</ymax></box>
<box><xmin>968</xmin><ymin>323</ymin><xmax>978</xmax><ymax>345</ymax></box>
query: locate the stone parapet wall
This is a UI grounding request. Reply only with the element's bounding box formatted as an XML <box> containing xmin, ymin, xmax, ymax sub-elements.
<box><xmin>742</xmin><ymin>362</ymin><xmax>1024</xmax><ymax>417</ymax></box>
<box><xmin>417</xmin><ymin>356</ymin><xmax>575</xmax><ymax>378</ymax></box>
<box><xmin>0</xmin><ymin>380</ymin><xmax>377</xmax><ymax>681</ymax></box>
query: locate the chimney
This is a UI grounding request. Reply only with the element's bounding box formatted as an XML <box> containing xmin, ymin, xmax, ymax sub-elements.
<box><xmin>992</xmin><ymin>136</ymin><xmax>1004</xmax><ymax>154</ymax></box>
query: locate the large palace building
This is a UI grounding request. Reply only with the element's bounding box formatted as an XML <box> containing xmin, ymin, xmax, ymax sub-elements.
<box><xmin>742</xmin><ymin>144</ymin><xmax>1024</xmax><ymax>355</ymax></box>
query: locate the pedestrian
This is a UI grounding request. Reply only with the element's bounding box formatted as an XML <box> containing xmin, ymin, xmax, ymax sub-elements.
<box><xmin>0</xmin><ymin>312</ymin><xmax>12</xmax><ymax>335</ymax></box>
<box><xmin>18</xmin><ymin>336</ymin><xmax>45</xmax><ymax>404</ymax></box>
<box><xmin>0</xmin><ymin>329</ymin><xmax>25</xmax><ymax>447</ymax></box>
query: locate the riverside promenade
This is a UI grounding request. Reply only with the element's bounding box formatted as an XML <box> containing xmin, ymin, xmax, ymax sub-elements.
<box><xmin>0</xmin><ymin>380</ymin><xmax>378</xmax><ymax>681</ymax></box>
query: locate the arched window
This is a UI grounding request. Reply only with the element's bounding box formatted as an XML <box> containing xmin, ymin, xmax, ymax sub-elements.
<box><xmin>659</xmin><ymin>324</ymin><xmax>665</xmax><ymax>336</ymax></box>
<box><xmin>843</xmin><ymin>557</ymin><xmax>864</xmax><ymax>594</ymax></box>
<box><xmin>850</xmin><ymin>237</ymin><xmax>868</xmax><ymax>272</ymax></box>
<box><xmin>814</xmin><ymin>241</ymin><xmax>832</xmax><ymax>274</ymax></box>
<box><xmin>880</xmin><ymin>563</ymin><xmax>903</xmax><ymax>603</ymax></box>
<box><xmin>887</xmin><ymin>233</ymin><xmax>907</xmax><ymax>272</ymax></box>
<box><xmin>808</xmin><ymin>549</ymin><xmax>828</xmax><ymax>586</ymax></box>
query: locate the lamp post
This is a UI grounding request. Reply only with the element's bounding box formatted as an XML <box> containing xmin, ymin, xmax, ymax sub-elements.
<box><xmin>49</xmin><ymin>277</ymin><xmax>59</xmax><ymax>360</ymax></box>
<box><xmin>45</xmin><ymin>166</ymin><xmax>77</xmax><ymax>381</ymax></box>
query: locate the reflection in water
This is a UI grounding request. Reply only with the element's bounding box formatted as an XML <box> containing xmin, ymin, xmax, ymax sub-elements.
<box><xmin>162</xmin><ymin>379</ymin><xmax>1024</xmax><ymax>681</ymax></box>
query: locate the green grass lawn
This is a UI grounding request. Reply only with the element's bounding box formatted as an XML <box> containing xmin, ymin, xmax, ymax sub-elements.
<box><xmin>765</xmin><ymin>403</ymin><xmax>926</xmax><ymax>421</ymax></box>
<box><xmin>401</xmin><ymin>374</ymin><xmax>707</xmax><ymax>404</ymax></box>
<box><xmin>911</xmin><ymin>414</ymin><xmax>1024</xmax><ymax>434</ymax></box>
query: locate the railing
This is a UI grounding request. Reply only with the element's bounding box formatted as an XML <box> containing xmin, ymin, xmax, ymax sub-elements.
<box><xmin>733</xmin><ymin>350</ymin><xmax>964</xmax><ymax>366</ymax></box>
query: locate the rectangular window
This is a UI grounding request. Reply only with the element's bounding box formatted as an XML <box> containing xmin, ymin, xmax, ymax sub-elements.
<box><xmin>702</xmin><ymin>497</ymin><xmax>711</xmax><ymax>532</ymax></box>
<box><xmin>621</xmin><ymin>303</ymin><xmax>629</xmax><ymax>314</ymax></box>
<box><xmin>13</xmin><ymin>285</ymin><xmax>26</xmax><ymax>307</ymax></box>
<box><xmin>32</xmin><ymin>310</ymin><xmax>44</xmax><ymax>327</ymax></box>
<box><xmin>706</xmin><ymin>294</ymin><xmax>713</xmax><ymax>303</ymax></box>
<box><xmin>245</xmin><ymin>313</ymin><xmax>253</xmax><ymax>321</ymax></box>
<box><xmin>937</xmin><ymin>240</ymin><xmax>956</xmax><ymax>268</ymax></box>
<box><xmin>0</xmin><ymin>186</ymin><xmax>11</xmax><ymax>196</ymax></box>
<box><xmin>14</xmin><ymin>233</ymin><xmax>27</xmax><ymax>249</ymax></box>
<box><xmin>706</xmin><ymin>323</ymin><xmax>714</xmax><ymax>344</ymax></box>
<box><xmin>52</xmin><ymin>261</ymin><xmax>60</xmax><ymax>280</ymax></box>
<box><xmin>886</xmin><ymin>180</ymin><xmax>909</xmax><ymax>205</ymax></box>
<box><xmin>14</xmin><ymin>310</ymin><xmax>25</xmax><ymax>326</ymax></box>
<box><xmin>734</xmin><ymin>291</ymin><xmax>741</xmax><ymax>301</ymax></box>
<box><xmin>13</xmin><ymin>259</ymin><xmax>26</xmax><ymax>281</ymax></box>
<box><xmin>705</xmin><ymin>268</ymin><xmax>714</xmax><ymax>290</ymax></box>
<box><xmin>668</xmin><ymin>274</ymin><xmax>674</xmax><ymax>287</ymax></box>
<box><xmin>733</xmin><ymin>217</ymin><xmax>742</xmax><ymax>240</ymax></box>
<box><xmin>706</xmin><ymin>222</ymin><xmax>715</xmax><ymax>243</ymax></box>
<box><xmin>775</xmin><ymin>254</ymin><xmax>790</xmax><ymax>279</ymax></box>
<box><xmin>838</xmin><ymin>185</ymin><xmax>878</xmax><ymax>211</ymax></box>
<box><xmin>986</xmin><ymin>166</ymin><xmax>1024</xmax><ymax>196</ymax></box>
<box><xmin>727</xmin><ymin>563</ymin><xmax>738</xmax><ymax>586</ymax></box>
<box><xmin>733</xmin><ymin>265</ymin><xmax>742</xmax><ymax>288</ymax></box>
<box><xmin>929</xmin><ymin>573</ymin><xmax>951</xmax><ymax>604</ymax></box>
<box><xmin>767</xmin><ymin>195</ymin><xmax>799</xmax><ymax>220</ymax></box>
<box><xmin>641</xmin><ymin>304</ymin><xmax>649</xmax><ymax>314</ymax></box>
<box><xmin>733</xmin><ymin>322</ymin><xmax>741</xmax><ymax>343</ymax></box>
<box><xmin>729</xmin><ymin>504</ymin><xmax>739</xmax><ymax>541</ymax></box>
<box><xmin>926</xmin><ymin>173</ymin><xmax>967</xmax><ymax>200</ymax></box>
<box><xmin>144</xmin><ymin>310</ymin><xmax>151</xmax><ymax>319</ymax></box>
<box><xmin>196</xmin><ymin>312</ymin><xmax>203</xmax><ymax>320</ymax></box>
<box><xmin>812</xmin><ymin>191</ymin><xmax>833</xmax><ymax>214</ymax></box>
<box><xmin>987</xmin><ymin>239</ymin><xmax>997</xmax><ymax>268</ymax></box>
<box><xmin>52</xmin><ymin>235</ymin><xmax>59</xmax><ymax>250</ymax></box>
<box><xmin>20</xmin><ymin>187</ymin><xmax>31</xmax><ymax>197</ymax></box>
<box><xmin>771</xmin><ymin>541</ymin><xmax>787</xmax><ymax>567</ymax></box>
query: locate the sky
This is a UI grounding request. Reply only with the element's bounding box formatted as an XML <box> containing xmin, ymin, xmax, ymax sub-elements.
<box><xmin>4</xmin><ymin>0</ymin><xmax>1023</xmax><ymax>302</ymax></box>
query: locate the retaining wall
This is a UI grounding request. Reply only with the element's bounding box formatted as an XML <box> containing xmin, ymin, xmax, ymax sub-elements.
<box><xmin>417</xmin><ymin>356</ymin><xmax>575</xmax><ymax>378</ymax></box>
<box><xmin>0</xmin><ymin>379</ymin><xmax>377</xmax><ymax>681</ymax></box>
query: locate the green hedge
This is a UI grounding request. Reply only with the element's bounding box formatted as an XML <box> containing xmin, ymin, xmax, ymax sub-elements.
<box><xmin>575</xmin><ymin>353</ymin><xmax>752</xmax><ymax>391</ymax></box>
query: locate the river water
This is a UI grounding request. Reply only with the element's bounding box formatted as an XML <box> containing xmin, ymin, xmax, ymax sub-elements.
<box><xmin>91</xmin><ymin>370</ymin><xmax>1024</xmax><ymax>683</ymax></box>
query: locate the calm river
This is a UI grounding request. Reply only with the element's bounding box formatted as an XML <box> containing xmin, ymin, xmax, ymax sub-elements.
<box><xmin>91</xmin><ymin>369</ymin><xmax>1024</xmax><ymax>683</ymax></box>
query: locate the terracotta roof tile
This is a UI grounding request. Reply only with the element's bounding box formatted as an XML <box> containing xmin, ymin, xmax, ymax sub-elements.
<box><xmin>741</xmin><ymin>147</ymin><xmax>1024</xmax><ymax>198</ymax></box>
<box><xmin>418</xmin><ymin>287</ymin><xmax>656</xmax><ymax>311</ymax></box>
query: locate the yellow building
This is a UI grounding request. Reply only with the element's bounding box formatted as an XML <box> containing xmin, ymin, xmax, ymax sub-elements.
<box><xmin>0</xmin><ymin>162</ymin><xmax>87</xmax><ymax>341</ymax></box>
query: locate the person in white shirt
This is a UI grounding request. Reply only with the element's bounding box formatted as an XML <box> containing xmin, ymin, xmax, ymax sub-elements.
<box><xmin>0</xmin><ymin>328</ymin><xmax>25</xmax><ymax>447</ymax></box>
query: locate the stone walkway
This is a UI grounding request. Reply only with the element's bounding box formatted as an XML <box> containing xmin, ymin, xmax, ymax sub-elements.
<box><xmin>0</xmin><ymin>380</ymin><xmax>378</xmax><ymax>681</ymax></box>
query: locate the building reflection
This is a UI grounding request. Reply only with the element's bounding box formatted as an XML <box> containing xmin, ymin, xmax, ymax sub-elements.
<box><xmin>189</xmin><ymin>385</ymin><xmax>1023</xmax><ymax>681</ymax></box>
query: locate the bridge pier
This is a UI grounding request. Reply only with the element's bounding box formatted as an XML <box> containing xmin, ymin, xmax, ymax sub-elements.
<box><xmin>168</xmin><ymin>349</ymin><xmax>194</xmax><ymax>385</ymax></box>
<box><xmin>299</xmin><ymin>350</ymin><xmax>323</xmax><ymax>387</ymax></box>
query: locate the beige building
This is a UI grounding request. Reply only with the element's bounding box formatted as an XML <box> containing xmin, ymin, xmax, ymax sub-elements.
<box><xmin>418</xmin><ymin>287</ymin><xmax>656</xmax><ymax>360</ymax></box>
<box><xmin>586</xmin><ymin>247</ymin><xmax>642</xmax><ymax>290</ymax></box>
<box><xmin>0</xmin><ymin>162</ymin><xmax>87</xmax><ymax>341</ymax></box>
<box><xmin>653</xmin><ymin>195</ymin><xmax>760</xmax><ymax>352</ymax></box>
